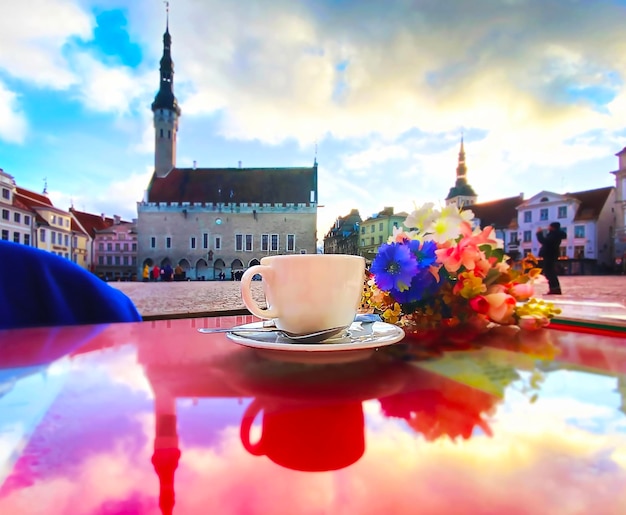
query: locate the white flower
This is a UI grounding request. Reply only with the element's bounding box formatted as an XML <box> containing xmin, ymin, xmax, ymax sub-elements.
<box><xmin>404</xmin><ymin>202</ymin><xmax>438</xmax><ymax>231</ymax></box>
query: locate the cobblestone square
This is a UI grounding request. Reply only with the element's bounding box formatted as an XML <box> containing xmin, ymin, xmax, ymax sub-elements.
<box><xmin>110</xmin><ymin>275</ymin><xmax>626</xmax><ymax>318</ymax></box>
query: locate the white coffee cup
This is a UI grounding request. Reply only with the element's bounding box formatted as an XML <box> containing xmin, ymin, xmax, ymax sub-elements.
<box><xmin>240</xmin><ymin>255</ymin><xmax>366</xmax><ymax>334</ymax></box>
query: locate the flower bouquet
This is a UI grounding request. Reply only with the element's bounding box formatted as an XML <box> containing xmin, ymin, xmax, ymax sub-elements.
<box><xmin>362</xmin><ymin>203</ymin><xmax>560</xmax><ymax>348</ymax></box>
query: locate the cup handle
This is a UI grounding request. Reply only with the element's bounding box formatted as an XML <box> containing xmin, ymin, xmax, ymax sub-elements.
<box><xmin>240</xmin><ymin>265</ymin><xmax>279</xmax><ymax>319</ymax></box>
<box><xmin>240</xmin><ymin>399</ymin><xmax>265</xmax><ymax>456</ymax></box>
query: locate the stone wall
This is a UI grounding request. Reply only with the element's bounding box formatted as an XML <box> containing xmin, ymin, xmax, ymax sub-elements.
<box><xmin>137</xmin><ymin>203</ymin><xmax>317</xmax><ymax>279</ymax></box>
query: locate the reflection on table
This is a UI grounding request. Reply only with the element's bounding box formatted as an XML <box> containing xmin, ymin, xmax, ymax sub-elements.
<box><xmin>0</xmin><ymin>315</ymin><xmax>625</xmax><ymax>514</ymax></box>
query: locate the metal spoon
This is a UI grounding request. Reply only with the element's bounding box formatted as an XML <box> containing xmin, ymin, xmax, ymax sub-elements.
<box><xmin>197</xmin><ymin>325</ymin><xmax>348</xmax><ymax>342</ymax></box>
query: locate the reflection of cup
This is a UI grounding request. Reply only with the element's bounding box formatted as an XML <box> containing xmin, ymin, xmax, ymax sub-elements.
<box><xmin>240</xmin><ymin>399</ymin><xmax>365</xmax><ymax>472</ymax></box>
<box><xmin>240</xmin><ymin>255</ymin><xmax>365</xmax><ymax>334</ymax></box>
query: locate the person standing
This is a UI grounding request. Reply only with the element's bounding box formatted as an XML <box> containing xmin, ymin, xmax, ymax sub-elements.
<box><xmin>536</xmin><ymin>222</ymin><xmax>566</xmax><ymax>294</ymax></box>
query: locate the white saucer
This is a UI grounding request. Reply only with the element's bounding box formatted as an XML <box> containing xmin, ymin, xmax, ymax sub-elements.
<box><xmin>226</xmin><ymin>321</ymin><xmax>405</xmax><ymax>364</ymax></box>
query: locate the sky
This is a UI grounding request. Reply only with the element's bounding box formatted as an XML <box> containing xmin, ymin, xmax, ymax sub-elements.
<box><xmin>1</xmin><ymin>0</ymin><xmax>625</xmax><ymax>239</ymax></box>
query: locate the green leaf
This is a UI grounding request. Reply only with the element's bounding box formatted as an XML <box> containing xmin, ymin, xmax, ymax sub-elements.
<box><xmin>479</xmin><ymin>244</ymin><xmax>492</xmax><ymax>258</ymax></box>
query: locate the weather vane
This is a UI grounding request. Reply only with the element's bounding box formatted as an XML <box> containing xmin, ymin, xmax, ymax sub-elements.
<box><xmin>164</xmin><ymin>1</ymin><xmax>169</xmax><ymax>26</ymax></box>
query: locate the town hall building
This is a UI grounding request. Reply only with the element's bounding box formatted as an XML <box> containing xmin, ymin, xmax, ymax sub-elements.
<box><xmin>136</xmin><ymin>19</ymin><xmax>318</xmax><ymax>280</ymax></box>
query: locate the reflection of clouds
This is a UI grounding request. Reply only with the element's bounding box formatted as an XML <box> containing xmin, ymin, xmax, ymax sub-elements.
<box><xmin>1</xmin><ymin>385</ymin><xmax>625</xmax><ymax>514</ymax></box>
<box><xmin>2</xmin><ymin>331</ymin><xmax>626</xmax><ymax>513</ymax></box>
<box><xmin>71</xmin><ymin>344</ymin><xmax>153</xmax><ymax>397</ymax></box>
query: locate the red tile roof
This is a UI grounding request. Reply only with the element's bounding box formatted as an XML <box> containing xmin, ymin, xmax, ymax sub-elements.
<box><xmin>71</xmin><ymin>218</ymin><xmax>88</xmax><ymax>236</ymax></box>
<box><xmin>568</xmin><ymin>186</ymin><xmax>614</xmax><ymax>222</ymax></box>
<box><xmin>12</xmin><ymin>196</ymin><xmax>30</xmax><ymax>212</ymax></box>
<box><xmin>15</xmin><ymin>187</ymin><xmax>67</xmax><ymax>216</ymax></box>
<box><xmin>147</xmin><ymin>166</ymin><xmax>317</xmax><ymax>204</ymax></box>
<box><xmin>467</xmin><ymin>195</ymin><xmax>524</xmax><ymax>230</ymax></box>
<box><xmin>70</xmin><ymin>208</ymin><xmax>114</xmax><ymax>238</ymax></box>
<box><xmin>15</xmin><ymin>187</ymin><xmax>54</xmax><ymax>207</ymax></box>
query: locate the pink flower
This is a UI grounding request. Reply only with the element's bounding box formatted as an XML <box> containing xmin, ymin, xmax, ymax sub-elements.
<box><xmin>436</xmin><ymin>243</ymin><xmax>482</xmax><ymax>274</ymax></box>
<box><xmin>469</xmin><ymin>295</ymin><xmax>490</xmax><ymax>315</ymax></box>
<box><xmin>483</xmin><ymin>293</ymin><xmax>517</xmax><ymax>324</ymax></box>
<box><xmin>510</xmin><ymin>282</ymin><xmax>534</xmax><ymax>301</ymax></box>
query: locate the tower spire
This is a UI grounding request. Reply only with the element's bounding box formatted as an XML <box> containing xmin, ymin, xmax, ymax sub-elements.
<box><xmin>445</xmin><ymin>135</ymin><xmax>477</xmax><ymax>208</ymax></box>
<box><xmin>456</xmin><ymin>135</ymin><xmax>467</xmax><ymax>179</ymax></box>
<box><xmin>152</xmin><ymin>3</ymin><xmax>180</xmax><ymax>177</ymax></box>
<box><xmin>152</xmin><ymin>2</ymin><xmax>180</xmax><ymax>116</ymax></box>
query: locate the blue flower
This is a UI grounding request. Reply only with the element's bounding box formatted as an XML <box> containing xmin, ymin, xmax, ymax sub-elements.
<box><xmin>371</xmin><ymin>243</ymin><xmax>418</xmax><ymax>292</ymax></box>
<box><xmin>409</xmin><ymin>239</ymin><xmax>438</xmax><ymax>269</ymax></box>
<box><xmin>391</xmin><ymin>268</ymin><xmax>440</xmax><ymax>304</ymax></box>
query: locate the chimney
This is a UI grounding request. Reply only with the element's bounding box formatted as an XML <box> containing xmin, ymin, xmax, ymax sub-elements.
<box><xmin>193</xmin><ymin>160</ymin><xmax>197</xmax><ymax>170</ymax></box>
<box><xmin>114</xmin><ymin>215</ymin><xmax>121</xmax><ymax>225</ymax></box>
<box><xmin>101</xmin><ymin>213</ymin><xmax>105</xmax><ymax>221</ymax></box>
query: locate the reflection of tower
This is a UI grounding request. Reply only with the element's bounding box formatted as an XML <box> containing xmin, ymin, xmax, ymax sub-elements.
<box><xmin>151</xmin><ymin>387</ymin><xmax>180</xmax><ymax>515</ymax></box>
<box><xmin>617</xmin><ymin>375</ymin><xmax>626</xmax><ymax>415</ymax></box>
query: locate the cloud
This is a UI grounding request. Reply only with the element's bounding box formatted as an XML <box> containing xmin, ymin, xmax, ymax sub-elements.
<box><xmin>0</xmin><ymin>82</ymin><xmax>27</xmax><ymax>143</ymax></box>
<box><xmin>71</xmin><ymin>53</ymin><xmax>153</xmax><ymax>115</ymax></box>
<box><xmin>149</xmin><ymin>0</ymin><xmax>626</xmax><ymax>175</ymax></box>
<box><xmin>342</xmin><ymin>143</ymin><xmax>410</xmax><ymax>171</ymax></box>
<box><xmin>49</xmin><ymin>166</ymin><xmax>153</xmax><ymax>220</ymax></box>
<box><xmin>0</xmin><ymin>0</ymin><xmax>93</xmax><ymax>88</ymax></box>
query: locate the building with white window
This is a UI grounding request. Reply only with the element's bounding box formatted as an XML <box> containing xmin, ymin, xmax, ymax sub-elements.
<box><xmin>611</xmin><ymin>147</ymin><xmax>626</xmax><ymax>267</ymax></box>
<box><xmin>0</xmin><ymin>169</ymin><xmax>33</xmax><ymax>246</ymax></box>
<box><xmin>358</xmin><ymin>207</ymin><xmax>408</xmax><ymax>261</ymax></box>
<box><xmin>515</xmin><ymin>186</ymin><xmax>615</xmax><ymax>272</ymax></box>
<box><xmin>13</xmin><ymin>186</ymin><xmax>73</xmax><ymax>258</ymax></box>
<box><xmin>136</xmin><ymin>21</ymin><xmax>317</xmax><ymax>280</ymax></box>
<box><xmin>71</xmin><ymin>209</ymin><xmax>137</xmax><ymax>279</ymax></box>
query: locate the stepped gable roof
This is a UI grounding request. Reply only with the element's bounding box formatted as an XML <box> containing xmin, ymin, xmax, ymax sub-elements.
<box><xmin>147</xmin><ymin>167</ymin><xmax>317</xmax><ymax>204</ymax></box>
<box><xmin>468</xmin><ymin>195</ymin><xmax>524</xmax><ymax>229</ymax></box>
<box><xmin>70</xmin><ymin>208</ymin><xmax>114</xmax><ymax>238</ymax></box>
<box><xmin>568</xmin><ymin>186</ymin><xmax>613</xmax><ymax>222</ymax></box>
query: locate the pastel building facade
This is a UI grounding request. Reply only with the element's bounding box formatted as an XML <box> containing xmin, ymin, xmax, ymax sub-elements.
<box><xmin>515</xmin><ymin>187</ymin><xmax>616</xmax><ymax>270</ymax></box>
<box><xmin>358</xmin><ymin>207</ymin><xmax>408</xmax><ymax>261</ymax></box>
<box><xmin>0</xmin><ymin>169</ymin><xmax>33</xmax><ymax>246</ymax></box>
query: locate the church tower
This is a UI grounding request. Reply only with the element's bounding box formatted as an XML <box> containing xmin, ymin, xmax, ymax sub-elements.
<box><xmin>152</xmin><ymin>8</ymin><xmax>181</xmax><ymax>178</ymax></box>
<box><xmin>445</xmin><ymin>137</ymin><xmax>477</xmax><ymax>208</ymax></box>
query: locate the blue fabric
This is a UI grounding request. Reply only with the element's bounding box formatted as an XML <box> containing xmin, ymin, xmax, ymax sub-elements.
<box><xmin>0</xmin><ymin>241</ymin><xmax>142</xmax><ymax>329</ymax></box>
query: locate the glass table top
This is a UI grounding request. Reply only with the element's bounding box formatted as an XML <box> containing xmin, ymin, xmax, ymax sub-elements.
<box><xmin>0</xmin><ymin>315</ymin><xmax>625</xmax><ymax>514</ymax></box>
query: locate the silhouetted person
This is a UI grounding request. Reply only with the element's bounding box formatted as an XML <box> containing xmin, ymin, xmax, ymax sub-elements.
<box><xmin>536</xmin><ymin>222</ymin><xmax>566</xmax><ymax>295</ymax></box>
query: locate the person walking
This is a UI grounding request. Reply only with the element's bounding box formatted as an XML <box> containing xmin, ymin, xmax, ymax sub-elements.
<box><xmin>536</xmin><ymin>222</ymin><xmax>567</xmax><ymax>294</ymax></box>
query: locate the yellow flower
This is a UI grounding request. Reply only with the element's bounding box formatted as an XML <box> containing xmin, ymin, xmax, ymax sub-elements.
<box><xmin>383</xmin><ymin>303</ymin><xmax>402</xmax><ymax>324</ymax></box>
<box><xmin>453</xmin><ymin>271</ymin><xmax>486</xmax><ymax>299</ymax></box>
